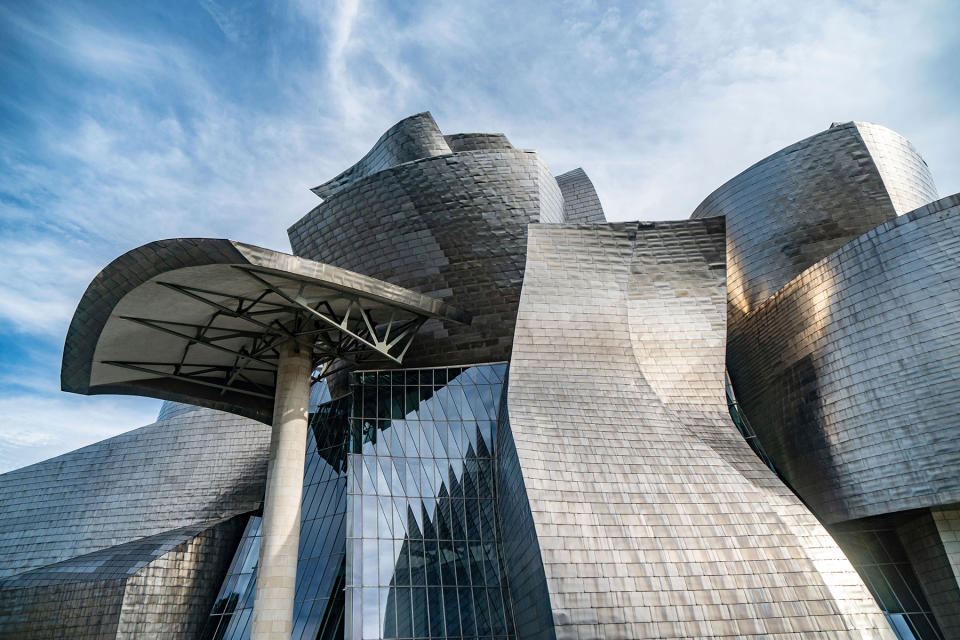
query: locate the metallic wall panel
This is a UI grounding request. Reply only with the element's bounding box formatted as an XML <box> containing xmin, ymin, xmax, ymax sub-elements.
<box><xmin>0</xmin><ymin>405</ymin><xmax>268</xmax><ymax>579</ymax></box>
<box><xmin>555</xmin><ymin>168</ymin><xmax>606</xmax><ymax>223</ymax></box>
<box><xmin>502</xmin><ymin>221</ymin><xmax>891</xmax><ymax>638</ymax></box>
<box><xmin>288</xmin><ymin>116</ymin><xmax>564</xmax><ymax>369</ymax></box>
<box><xmin>444</xmin><ymin>133</ymin><xmax>514</xmax><ymax>153</ymax></box>
<box><xmin>0</xmin><ymin>516</ymin><xmax>245</xmax><ymax>640</ymax></box>
<box><xmin>311</xmin><ymin>112</ymin><xmax>452</xmax><ymax>199</ymax></box>
<box><xmin>897</xmin><ymin>509</ymin><xmax>960</xmax><ymax>637</ymax></box>
<box><xmin>728</xmin><ymin>195</ymin><xmax>960</xmax><ymax>523</ymax></box>
<box><xmin>691</xmin><ymin>121</ymin><xmax>937</xmax><ymax>321</ymax></box>
<box><xmin>495</xmin><ymin>381</ymin><xmax>554</xmax><ymax>640</ymax></box>
<box><xmin>856</xmin><ymin>122</ymin><xmax>939</xmax><ymax>215</ymax></box>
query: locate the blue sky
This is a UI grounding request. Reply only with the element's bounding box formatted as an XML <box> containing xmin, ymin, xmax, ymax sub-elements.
<box><xmin>1</xmin><ymin>0</ymin><xmax>958</xmax><ymax>472</ymax></box>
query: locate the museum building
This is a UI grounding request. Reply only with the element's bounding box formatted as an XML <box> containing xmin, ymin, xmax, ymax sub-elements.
<box><xmin>0</xmin><ymin>113</ymin><xmax>957</xmax><ymax>640</ymax></box>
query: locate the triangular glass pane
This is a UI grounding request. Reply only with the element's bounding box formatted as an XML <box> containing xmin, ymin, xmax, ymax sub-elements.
<box><xmin>478</xmin><ymin>422</ymin><xmax>493</xmax><ymax>455</ymax></box>
<box><xmin>419</xmin><ymin>461</ymin><xmax>434</xmax><ymax>498</ymax></box>
<box><xmin>466</xmin><ymin>385</ymin><xmax>485</xmax><ymax>422</ymax></box>
<box><xmin>408</xmin><ymin>503</ymin><xmax>423</xmax><ymax>540</ymax></box>
<box><xmin>405</xmin><ymin>460</ymin><xmax>420</xmax><ymax>497</ymax></box>
<box><xmin>393</xmin><ymin>458</ymin><xmax>406</xmax><ymax>495</ymax></box>
<box><xmin>446</xmin><ymin>425</ymin><xmax>461</xmax><ymax>461</ymax></box>
<box><xmin>433</xmin><ymin>422</ymin><xmax>448</xmax><ymax>460</ymax></box>
<box><xmin>464</xmin><ymin>458</ymin><xmax>478</xmax><ymax>499</ymax></box>
<box><xmin>443</xmin><ymin>389</ymin><xmax>461</xmax><ymax>421</ymax></box>
<box><xmin>448</xmin><ymin>463</ymin><xmax>463</xmax><ymax>496</ymax></box>
<box><xmin>454</xmin><ymin>386</ymin><xmax>473</xmax><ymax>422</ymax></box>
<box><xmin>417</xmin><ymin>397</ymin><xmax>434</xmax><ymax>422</ymax></box>
<box><xmin>466</xmin><ymin>497</ymin><xmax>481</xmax><ymax>540</ymax></box>
<box><xmin>377</xmin><ymin>421</ymin><xmax>390</xmax><ymax>452</ymax></box>
<box><xmin>466</xmin><ymin>421</ymin><xmax>479</xmax><ymax>453</ymax></box>
<box><xmin>478</xmin><ymin>385</ymin><xmax>497</xmax><ymax>420</ymax></box>
<box><xmin>418</xmin><ymin>422</ymin><xmax>433</xmax><ymax>459</ymax></box>
<box><xmin>451</xmin><ymin>498</ymin><xmax>466</xmax><ymax>541</ymax></box>
<box><xmin>377</xmin><ymin>457</ymin><xmax>391</xmax><ymax>496</ymax></box>
<box><xmin>404</xmin><ymin>420</ymin><xmax>419</xmax><ymax>458</ymax></box>
<box><xmin>473</xmin><ymin>366</ymin><xmax>492</xmax><ymax>385</ymax></box>
<box><xmin>391</xmin><ymin>421</ymin><xmax>406</xmax><ymax>457</ymax></box>
<box><xmin>479</xmin><ymin>499</ymin><xmax>495</xmax><ymax>535</ymax></box>
<box><xmin>434</xmin><ymin>462</ymin><xmax>445</xmax><ymax>495</ymax></box>
<box><xmin>378</xmin><ymin>496</ymin><xmax>393</xmax><ymax>538</ymax></box>
<box><xmin>394</xmin><ymin>497</ymin><xmax>408</xmax><ymax>538</ymax></box>
<box><xmin>481</xmin><ymin>459</ymin><xmax>494</xmax><ymax>497</ymax></box>
<box><xmin>421</xmin><ymin>500</ymin><xmax>437</xmax><ymax>539</ymax></box>
<box><xmin>364</xmin><ymin>456</ymin><xmax>378</xmax><ymax>494</ymax></box>
<box><xmin>420</xmin><ymin>501</ymin><xmax>437</xmax><ymax>540</ymax></box>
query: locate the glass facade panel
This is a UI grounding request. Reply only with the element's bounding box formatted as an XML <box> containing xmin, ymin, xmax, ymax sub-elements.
<box><xmin>204</xmin><ymin>364</ymin><xmax>514</xmax><ymax>640</ymax></box>
<box><xmin>347</xmin><ymin>364</ymin><xmax>515</xmax><ymax>640</ymax></box>
<box><xmin>201</xmin><ymin>393</ymin><xmax>350</xmax><ymax>640</ymax></box>
<box><xmin>832</xmin><ymin>529</ymin><xmax>944</xmax><ymax>640</ymax></box>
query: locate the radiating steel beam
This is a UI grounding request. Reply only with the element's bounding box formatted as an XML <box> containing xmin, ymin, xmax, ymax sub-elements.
<box><xmin>101</xmin><ymin>361</ymin><xmax>275</xmax><ymax>400</ymax></box>
<box><xmin>119</xmin><ymin>316</ymin><xmax>278</xmax><ymax>368</ymax></box>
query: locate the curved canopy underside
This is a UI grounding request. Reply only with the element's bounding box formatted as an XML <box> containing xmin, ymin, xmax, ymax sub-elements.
<box><xmin>62</xmin><ymin>238</ymin><xmax>468</xmax><ymax>423</ymax></box>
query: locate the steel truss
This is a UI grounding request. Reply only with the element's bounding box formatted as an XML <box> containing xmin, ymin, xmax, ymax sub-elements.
<box><xmin>104</xmin><ymin>267</ymin><xmax>429</xmax><ymax>398</ymax></box>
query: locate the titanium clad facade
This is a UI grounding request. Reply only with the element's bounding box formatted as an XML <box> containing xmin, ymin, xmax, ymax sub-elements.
<box><xmin>727</xmin><ymin>195</ymin><xmax>960</xmax><ymax>524</ymax></box>
<box><xmin>0</xmin><ymin>404</ymin><xmax>268</xmax><ymax>580</ymax></box>
<box><xmin>501</xmin><ymin>221</ymin><xmax>890</xmax><ymax>638</ymax></box>
<box><xmin>7</xmin><ymin>112</ymin><xmax>959</xmax><ymax>638</ymax></box>
<box><xmin>855</xmin><ymin>122</ymin><xmax>939</xmax><ymax>215</ymax></box>
<box><xmin>288</xmin><ymin>113</ymin><xmax>564</xmax><ymax>370</ymax></box>
<box><xmin>554</xmin><ymin>168</ymin><xmax>606</xmax><ymax>223</ymax></box>
<box><xmin>691</xmin><ymin>121</ymin><xmax>937</xmax><ymax>320</ymax></box>
<box><xmin>0</xmin><ymin>512</ymin><xmax>246</xmax><ymax>639</ymax></box>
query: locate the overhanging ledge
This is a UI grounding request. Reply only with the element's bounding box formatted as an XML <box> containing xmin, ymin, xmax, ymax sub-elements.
<box><xmin>61</xmin><ymin>238</ymin><xmax>470</xmax><ymax>423</ymax></box>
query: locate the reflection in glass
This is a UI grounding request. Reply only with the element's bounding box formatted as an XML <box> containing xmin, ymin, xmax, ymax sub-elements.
<box><xmin>203</xmin><ymin>365</ymin><xmax>515</xmax><ymax>640</ymax></box>
<box><xmin>347</xmin><ymin>364</ymin><xmax>515</xmax><ymax>639</ymax></box>
<box><xmin>201</xmin><ymin>393</ymin><xmax>350</xmax><ymax>640</ymax></box>
<box><xmin>832</xmin><ymin>529</ymin><xmax>944</xmax><ymax>640</ymax></box>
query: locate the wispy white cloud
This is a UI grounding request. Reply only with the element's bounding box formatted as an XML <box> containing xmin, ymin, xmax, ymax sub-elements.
<box><xmin>1</xmin><ymin>0</ymin><xmax>957</xmax><ymax>471</ymax></box>
<box><xmin>0</xmin><ymin>393</ymin><xmax>159</xmax><ymax>473</ymax></box>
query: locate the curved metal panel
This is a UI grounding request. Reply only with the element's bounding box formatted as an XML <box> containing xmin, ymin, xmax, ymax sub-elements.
<box><xmin>62</xmin><ymin>238</ymin><xmax>462</xmax><ymax>421</ymax></box>
<box><xmin>0</xmin><ymin>405</ymin><xmax>268</xmax><ymax>580</ymax></box>
<box><xmin>555</xmin><ymin>167</ymin><xmax>605</xmax><ymax>223</ymax></box>
<box><xmin>502</xmin><ymin>221</ymin><xmax>891</xmax><ymax>638</ymax></box>
<box><xmin>691</xmin><ymin>121</ymin><xmax>937</xmax><ymax>320</ymax></box>
<box><xmin>311</xmin><ymin>112</ymin><xmax>451</xmax><ymax>199</ymax></box>
<box><xmin>728</xmin><ymin>194</ymin><xmax>960</xmax><ymax>523</ymax></box>
<box><xmin>289</xmin><ymin>121</ymin><xmax>565</xmax><ymax>368</ymax></box>
<box><xmin>856</xmin><ymin>122</ymin><xmax>938</xmax><ymax>215</ymax></box>
<box><xmin>444</xmin><ymin>132</ymin><xmax>514</xmax><ymax>152</ymax></box>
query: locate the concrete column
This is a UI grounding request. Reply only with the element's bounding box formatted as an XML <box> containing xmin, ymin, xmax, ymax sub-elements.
<box><xmin>251</xmin><ymin>341</ymin><xmax>311</xmax><ymax>639</ymax></box>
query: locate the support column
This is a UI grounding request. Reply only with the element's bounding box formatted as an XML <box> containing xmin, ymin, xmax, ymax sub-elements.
<box><xmin>251</xmin><ymin>341</ymin><xmax>312</xmax><ymax>639</ymax></box>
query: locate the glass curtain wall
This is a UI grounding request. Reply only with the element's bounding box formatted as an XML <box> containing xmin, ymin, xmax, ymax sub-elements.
<box><xmin>203</xmin><ymin>364</ymin><xmax>516</xmax><ymax>640</ymax></box>
<box><xmin>201</xmin><ymin>393</ymin><xmax>350</xmax><ymax>640</ymax></box>
<box><xmin>346</xmin><ymin>364</ymin><xmax>515</xmax><ymax>640</ymax></box>
<box><xmin>832</xmin><ymin>528</ymin><xmax>944</xmax><ymax>640</ymax></box>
